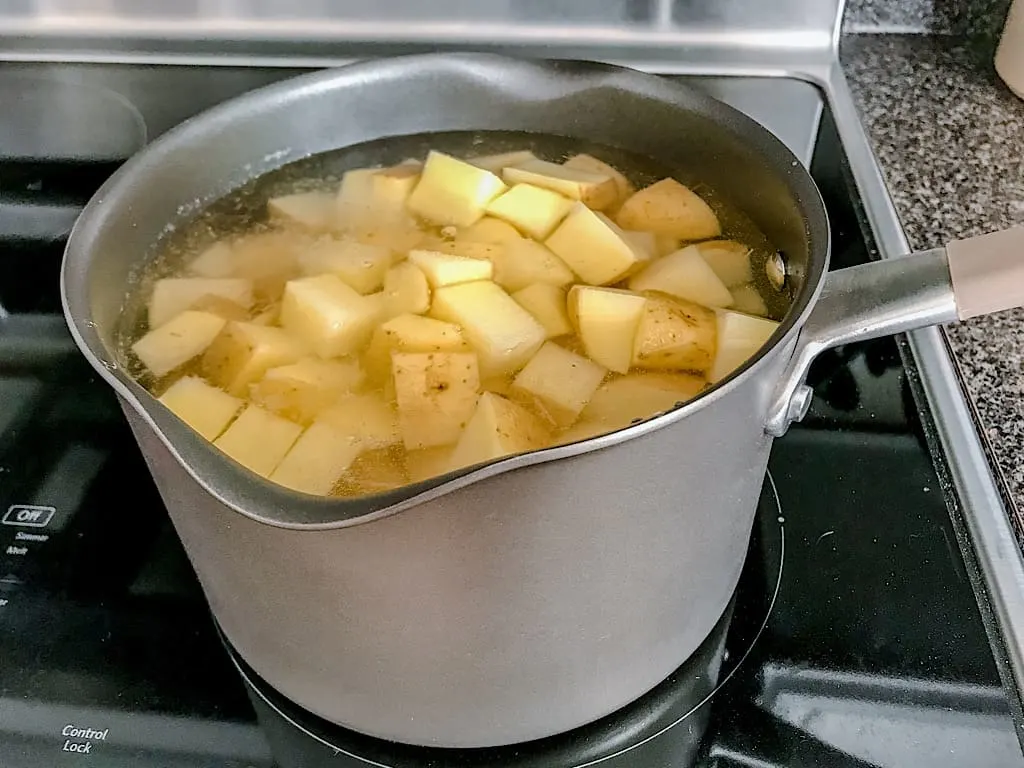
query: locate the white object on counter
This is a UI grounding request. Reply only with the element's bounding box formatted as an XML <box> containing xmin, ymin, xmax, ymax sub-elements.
<box><xmin>996</xmin><ymin>0</ymin><xmax>1024</xmax><ymax>98</ymax></box>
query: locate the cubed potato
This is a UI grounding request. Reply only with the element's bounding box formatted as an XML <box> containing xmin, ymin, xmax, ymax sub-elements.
<box><xmin>512</xmin><ymin>342</ymin><xmax>606</xmax><ymax>426</ymax></box>
<box><xmin>458</xmin><ymin>217</ymin><xmax>524</xmax><ymax>244</ymax></box>
<box><xmin>405</xmin><ymin>446</ymin><xmax>454</xmax><ymax>483</ymax></box>
<box><xmin>467</xmin><ymin>150</ymin><xmax>537</xmax><ymax>174</ymax></box>
<box><xmin>407</xmin><ymin>249</ymin><xmax>493</xmax><ymax>287</ymax></box>
<box><xmin>188</xmin><ymin>242</ymin><xmax>235</xmax><ymax>278</ymax></box>
<box><xmin>213</xmin><ymin>405</ymin><xmax>302</xmax><ymax>477</ymax></box>
<box><xmin>189</xmin><ymin>295</ymin><xmax>252</xmax><ymax>322</ymax></box>
<box><xmin>406</xmin><ymin>150</ymin><xmax>507</xmax><ymax>227</ymax></box>
<box><xmin>318</xmin><ymin>393</ymin><xmax>401</xmax><ymax>449</ymax></box>
<box><xmin>622</xmin><ymin>230</ymin><xmax>657</xmax><ymax>261</ymax></box>
<box><xmin>546</xmin><ymin>203</ymin><xmax>648</xmax><ymax>286</ymax></box>
<box><xmin>489</xmin><ymin>239</ymin><xmax>575</xmax><ymax>293</ymax></box>
<box><xmin>567</xmin><ymin>286</ymin><xmax>646</xmax><ymax>374</ymax></box>
<box><xmin>392</xmin><ymin>352</ymin><xmax>481</xmax><ymax>449</ymax></box>
<box><xmin>580</xmin><ymin>372</ymin><xmax>706</xmax><ymax>430</ymax></box>
<box><xmin>416</xmin><ymin>238</ymin><xmax>504</xmax><ymax>262</ymax></box>
<box><xmin>269</xmin><ymin>421</ymin><xmax>362</xmax><ymax>495</ymax></box>
<box><xmin>250</xmin><ymin>357</ymin><xmax>364</xmax><ymax>424</ymax></box>
<box><xmin>628</xmin><ymin>245</ymin><xmax>734</xmax><ymax>309</ymax></box>
<box><xmin>730</xmin><ymin>284</ymin><xmax>769</xmax><ymax>317</ymax></box>
<box><xmin>158</xmin><ymin>375</ymin><xmax>243</xmax><ymax>440</ymax></box>
<box><xmin>481</xmin><ymin>376</ymin><xmax>515</xmax><ymax>396</ymax></box>
<box><xmin>553</xmin><ymin>419</ymin><xmax>608</xmax><ymax>446</ymax></box>
<box><xmin>696</xmin><ymin>240</ymin><xmax>754</xmax><ymax>288</ymax></box>
<box><xmin>511</xmin><ymin>284</ymin><xmax>573</xmax><ymax>339</ymax></box>
<box><xmin>485</xmin><ymin>183</ymin><xmax>573</xmax><ymax>240</ymax></box>
<box><xmin>268</xmin><ymin>191</ymin><xmax>337</xmax><ymax>232</ymax></box>
<box><xmin>336</xmin><ymin>167</ymin><xmax>378</xmax><ymax>220</ymax></box>
<box><xmin>614</xmin><ymin>178</ymin><xmax>721</xmax><ymax>240</ymax></box>
<box><xmin>503</xmin><ymin>159</ymin><xmax>618</xmax><ymax>211</ymax></box>
<box><xmin>709</xmin><ymin>310</ymin><xmax>780</xmax><ymax>383</ymax></box>
<box><xmin>562</xmin><ymin>154</ymin><xmax>634</xmax><ymax>207</ymax></box>
<box><xmin>371</xmin><ymin>163</ymin><xmax>421</xmax><ymax>207</ymax></box>
<box><xmin>654</xmin><ymin>235</ymin><xmax>682</xmax><ymax>258</ymax></box>
<box><xmin>355</xmin><ymin>225</ymin><xmax>427</xmax><ymax>262</ymax></box>
<box><xmin>364</xmin><ymin>314</ymin><xmax>468</xmax><ymax>381</ymax></box>
<box><xmin>132</xmin><ymin>310</ymin><xmax>227</xmax><ymax>378</ymax></box>
<box><xmin>335</xmin><ymin>447</ymin><xmax>409</xmax><ymax>497</ymax></box>
<box><xmin>632</xmin><ymin>294</ymin><xmax>717</xmax><ymax>373</ymax></box>
<box><xmin>251</xmin><ymin>302</ymin><xmax>281</xmax><ymax>326</ymax></box>
<box><xmin>430</xmin><ymin>281</ymin><xmax>546</xmax><ymax>377</ymax></box>
<box><xmin>299</xmin><ymin>238</ymin><xmax>391</xmax><ymax>295</ymax></box>
<box><xmin>202</xmin><ymin>321</ymin><xmax>306</xmax><ymax>396</ymax></box>
<box><xmin>230</xmin><ymin>231</ymin><xmax>305</xmax><ymax>304</ymax></box>
<box><xmin>383</xmin><ymin>262</ymin><xmax>431</xmax><ymax>318</ymax></box>
<box><xmin>447</xmin><ymin>392</ymin><xmax>552</xmax><ymax>472</ymax></box>
<box><xmin>148</xmin><ymin>277</ymin><xmax>254</xmax><ymax>329</ymax></box>
<box><xmin>280</xmin><ymin>274</ymin><xmax>379</xmax><ymax>358</ymax></box>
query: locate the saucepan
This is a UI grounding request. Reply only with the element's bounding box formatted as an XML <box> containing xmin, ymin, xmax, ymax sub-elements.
<box><xmin>60</xmin><ymin>53</ymin><xmax>1024</xmax><ymax>748</ymax></box>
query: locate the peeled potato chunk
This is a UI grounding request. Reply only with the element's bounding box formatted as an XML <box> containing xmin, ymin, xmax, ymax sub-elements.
<box><xmin>250</xmin><ymin>357</ymin><xmax>363</xmax><ymax>424</ymax></box>
<box><xmin>709</xmin><ymin>310</ymin><xmax>780</xmax><ymax>383</ymax></box>
<box><xmin>335</xmin><ymin>447</ymin><xmax>409</xmax><ymax>497</ymax></box>
<box><xmin>628</xmin><ymin>245</ymin><xmax>734</xmax><ymax>309</ymax></box>
<box><xmin>364</xmin><ymin>314</ymin><xmax>468</xmax><ymax>381</ymax></box>
<box><xmin>512</xmin><ymin>342</ymin><xmax>606</xmax><ymax>426</ymax></box>
<box><xmin>319</xmin><ymin>393</ymin><xmax>400</xmax><ymax>449</ymax></box>
<box><xmin>202</xmin><ymin>321</ymin><xmax>306</xmax><ymax>396</ymax></box>
<box><xmin>631</xmin><ymin>294</ymin><xmax>717</xmax><ymax>374</ymax></box>
<box><xmin>489</xmin><ymin>239</ymin><xmax>575</xmax><ymax>294</ymax></box>
<box><xmin>512</xmin><ymin>283</ymin><xmax>573</xmax><ymax>339</ymax></box>
<box><xmin>485</xmin><ymin>183</ymin><xmax>574</xmax><ymax>240</ymax></box>
<box><xmin>546</xmin><ymin>203</ymin><xmax>649</xmax><ymax>286</ymax></box>
<box><xmin>503</xmin><ymin>159</ymin><xmax>618</xmax><ymax>211</ymax></box>
<box><xmin>371</xmin><ymin>163</ymin><xmax>421</xmax><ymax>208</ymax></box>
<box><xmin>406</xmin><ymin>446</ymin><xmax>455</xmax><ymax>483</ymax></box>
<box><xmin>730</xmin><ymin>284</ymin><xmax>769</xmax><ymax>317</ymax></box>
<box><xmin>407</xmin><ymin>249</ymin><xmax>494</xmax><ymax>287</ymax></box>
<box><xmin>568</xmin><ymin>286</ymin><xmax>647</xmax><ymax>374</ymax></box>
<box><xmin>468</xmin><ymin>150</ymin><xmax>537</xmax><ymax>174</ymax></box>
<box><xmin>299</xmin><ymin>238</ymin><xmax>391</xmax><ymax>295</ymax></box>
<box><xmin>696</xmin><ymin>240</ymin><xmax>754</xmax><ymax>288</ymax></box>
<box><xmin>268</xmin><ymin>191</ymin><xmax>337</xmax><ymax>232</ymax></box>
<box><xmin>158</xmin><ymin>375</ymin><xmax>243</xmax><ymax>441</ymax></box>
<box><xmin>148</xmin><ymin>278</ymin><xmax>254</xmax><ymax>329</ymax></box>
<box><xmin>447</xmin><ymin>392</ymin><xmax>552</xmax><ymax>472</ymax></box>
<box><xmin>458</xmin><ymin>217</ymin><xmax>524</xmax><ymax>244</ymax></box>
<box><xmin>563</xmin><ymin>154</ymin><xmax>634</xmax><ymax>207</ymax></box>
<box><xmin>615</xmin><ymin>178</ymin><xmax>721</xmax><ymax>241</ymax></box>
<box><xmin>132</xmin><ymin>310</ymin><xmax>227</xmax><ymax>379</ymax></box>
<box><xmin>280</xmin><ymin>274</ymin><xmax>380</xmax><ymax>359</ymax></box>
<box><xmin>188</xmin><ymin>242</ymin><xmax>235</xmax><ymax>278</ymax></box>
<box><xmin>213</xmin><ymin>405</ymin><xmax>302</xmax><ymax>477</ymax></box>
<box><xmin>382</xmin><ymin>262</ymin><xmax>431</xmax><ymax>318</ymax></box>
<box><xmin>406</xmin><ymin>150</ymin><xmax>507</xmax><ymax>227</ymax></box>
<box><xmin>579</xmin><ymin>372</ymin><xmax>706</xmax><ymax>430</ymax></box>
<box><xmin>430</xmin><ymin>281</ymin><xmax>546</xmax><ymax>378</ymax></box>
<box><xmin>392</xmin><ymin>352</ymin><xmax>481</xmax><ymax>450</ymax></box>
<box><xmin>270</xmin><ymin>421</ymin><xmax>362</xmax><ymax>495</ymax></box>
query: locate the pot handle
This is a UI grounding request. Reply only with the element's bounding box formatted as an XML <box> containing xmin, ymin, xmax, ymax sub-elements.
<box><xmin>765</xmin><ymin>227</ymin><xmax>1024</xmax><ymax>436</ymax></box>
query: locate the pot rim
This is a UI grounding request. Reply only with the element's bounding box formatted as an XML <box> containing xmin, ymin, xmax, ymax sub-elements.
<box><xmin>60</xmin><ymin>51</ymin><xmax>831</xmax><ymax>530</ymax></box>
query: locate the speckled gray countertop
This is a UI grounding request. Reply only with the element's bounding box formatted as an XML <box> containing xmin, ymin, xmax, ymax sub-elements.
<box><xmin>841</xmin><ymin>34</ymin><xmax>1024</xmax><ymax>530</ymax></box>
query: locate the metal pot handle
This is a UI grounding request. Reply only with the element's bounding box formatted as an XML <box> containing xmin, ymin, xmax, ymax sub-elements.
<box><xmin>766</xmin><ymin>227</ymin><xmax>1024</xmax><ymax>436</ymax></box>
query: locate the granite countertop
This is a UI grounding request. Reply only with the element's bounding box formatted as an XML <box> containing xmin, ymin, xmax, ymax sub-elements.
<box><xmin>840</xmin><ymin>34</ymin><xmax>1024</xmax><ymax>531</ymax></box>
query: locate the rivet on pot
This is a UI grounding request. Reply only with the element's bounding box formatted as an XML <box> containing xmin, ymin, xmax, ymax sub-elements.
<box><xmin>766</xmin><ymin>252</ymin><xmax>787</xmax><ymax>291</ymax></box>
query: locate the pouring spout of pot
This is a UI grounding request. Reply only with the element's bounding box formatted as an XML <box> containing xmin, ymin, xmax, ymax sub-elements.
<box><xmin>766</xmin><ymin>227</ymin><xmax>1024</xmax><ymax>436</ymax></box>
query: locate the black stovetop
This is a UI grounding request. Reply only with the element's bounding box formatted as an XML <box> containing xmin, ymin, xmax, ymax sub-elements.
<box><xmin>0</xmin><ymin>72</ymin><xmax>1022</xmax><ymax>768</ymax></box>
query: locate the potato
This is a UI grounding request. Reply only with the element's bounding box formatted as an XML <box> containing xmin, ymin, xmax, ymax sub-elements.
<box><xmin>485</xmin><ymin>183</ymin><xmax>573</xmax><ymax>240</ymax></box>
<box><xmin>336</xmin><ymin>167</ymin><xmax>378</xmax><ymax>220</ymax></box>
<box><xmin>468</xmin><ymin>150</ymin><xmax>536</xmax><ymax>174</ymax></box>
<box><xmin>503</xmin><ymin>159</ymin><xmax>618</xmax><ymax>211</ymax></box>
<box><xmin>416</xmin><ymin>238</ymin><xmax>504</xmax><ymax>262</ymax></box>
<box><xmin>280</xmin><ymin>274</ymin><xmax>379</xmax><ymax>359</ymax></box>
<box><xmin>298</xmin><ymin>238</ymin><xmax>391</xmax><ymax>295</ymax></box>
<box><xmin>562</xmin><ymin>154</ymin><xmax>634</xmax><ymax>206</ymax></box>
<box><xmin>405</xmin><ymin>446</ymin><xmax>455</xmax><ymax>483</ymax></box>
<box><xmin>148</xmin><ymin>278</ymin><xmax>254</xmax><ymax>329</ymax></box>
<box><xmin>546</xmin><ymin>203</ymin><xmax>649</xmax><ymax>286</ymax></box>
<box><xmin>319</xmin><ymin>393</ymin><xmax>400</xmax><ymax>449</ymax></box>
<box><xmin>268</xmin><ymin>191</ymin><xmax>337</xmax><ymax>232</ymax></box>
<box><xmin>392</xmin><ymin>352</ymin><xmax>481</xmax><ymax>449</ymax></box>
<box><xmin>269</xmin><ymin>421</ymin><xmax>362</xmax><ymax>495</ymax></box>
<box><xmin>615</xmin><ymin>178</ymin><xmax>721</xmax><ymax>240</ymax></box>
<box><xmin>628</xmin><ymin>245</ymin><xmax>734</xmax><ymax>309</ymax></box>
<box><xmin>188</xmin><ymin>242</ymin><xmax>235</xmax><ymax>278</ymax></box>
<box><xmin>458</xmin><ymin>217</ymin><xmax>524</xmax><ymax>244</ymax></box>
<box><xmin>364</xmin><ymin>314</ymin><xmax>468</xmax><ymax>381</ymax></box>
<box><xmin>512</xmin><ymin>342</ymin><xmax>606</xmax><ymax>426</ymax></box>
<box><xmin>489</xmin><ymin>239</ymin><xmax>574</xmax><ymax>293</ymax></box>
<box><xmin>567</xmin><ymin>286</ymin><xmax>646</xmax><ymax>374</ymax></box>
<box><xmin>212</xmin><ymin>405</ymin><xmax>302</xmax><ymax>477</ymax></box>
<box><xmin>202</xmin><ymin>321</ymin><xmax>306</xmax><ymax>396</ymax></box>
<box><xmin>335</xmin><ymin>447</ymin><xmax>409</xmax><ymax>496</ymax></box>
<box><xmin>355</xmin><ymin>226</ymin><xmax>427</xmax><ymax>262</ymax></box>
<box><xmin>696</xmin><ymin>240</ymin><xmax>754</xmax><ymax>288</ymax></box>
<box><xmin>511</xmin><ymin>283</ymin><xmax>572</xmax><ymax>339</ymax></box>
<box><xmin>447</xmin><ymin>392</ymin><xmax>552</xmax><ymax>472</ymax></box>
<box><xmin>631</xmin><ymin>294</ymin><xmax>717</xmax><ymax>373</ymax></box>
<box><xmin>189</xmin><ymin>295</ymin><xmax>252</xmax><ymax>322</ymax></box>
<box><xmin>407</xmin><ymin>249</ymin><xmax>494</xmax><ymax>287</ymax></box>
<box><xmin>406</xmin><ymin>150</ymin><xmax>507</xmax><ymax>227</ymax></box>
<box><xmin>229</xmin><ymin>231</ymin><xmax>305</xmax><ymax>304</ymax></box>
<box><xmin>250</xmin><ymin>357</ymin><xmax>364</xmax><ymax>424</ymax></box>
<box><xmin>430</xmin><ymin>281</ymin><xmax>546</xmax><ymax>377</ymax></box>
<box><xmin>158</xmin><ymin>376</ymin><xmax>243</xmax><ymax>440</ymax></box>
<box><xmin>730</xmin><ymin>284</ymin><xmax>768</xmax><ymax>317</ymax></box>
<box><xmin>132</xmin><ymin>310</ymin><xmax>227</xmax><ymax>378</ymax></box>
<box><xmin>709</xmin><ymin>310</ymin><xmax>780</xmax><ymax>383</ymax></box>
<box><xmin>580</xmin><ymin>372</ymin><xmax>706</xmax><ymax>429</ymax></box>
<box><xmin>382</xmin><ymin>261</ymin><xmax>431</xmax><ymax>319</ymax></box>
<box><xmin>654</xmin><ymin>235</ymin><xmax>682</xmax><ymax>258</ymax></box>
<box><xmin>371</xmin><ymin>163</ymin><xmax>421</xmax><ymax>207</ymax></box>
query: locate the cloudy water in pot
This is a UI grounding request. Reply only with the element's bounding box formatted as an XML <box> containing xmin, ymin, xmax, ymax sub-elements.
<box><xmin>116</xmin><ymin>130</ymin><xmax>792</xmax><ymax>499</ymax></box>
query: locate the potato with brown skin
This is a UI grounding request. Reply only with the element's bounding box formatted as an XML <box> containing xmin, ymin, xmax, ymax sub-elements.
<box><xmin>615</xmin><ymin>178</ymin><xmax>721</xmax><ymax>241</ymax></box>
<box><xmin>631</xmin><ymin>293</ymin><xmax>717</xmax><ymax>374</ymax></box>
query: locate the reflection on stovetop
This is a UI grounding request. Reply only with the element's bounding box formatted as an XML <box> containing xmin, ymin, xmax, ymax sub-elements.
<box><xmin>0</xmin><ymin>72</ymin><xmax>1021</xmax><ymax>768</ymax></box>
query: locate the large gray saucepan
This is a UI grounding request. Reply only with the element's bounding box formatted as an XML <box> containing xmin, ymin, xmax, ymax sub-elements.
<box><xmin>60</xmin><ymin>53</ymin><xmax>1024</xmax><ymax>748</ymax></box>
